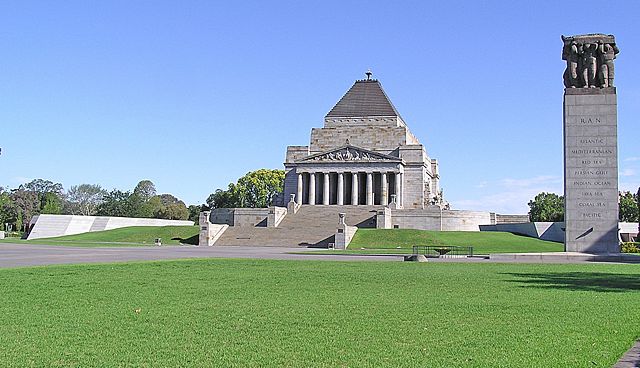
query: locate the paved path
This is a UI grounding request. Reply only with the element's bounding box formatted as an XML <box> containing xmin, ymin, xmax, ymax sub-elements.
<box><xmin>614</xmin><ymin>340</ymin><xmax>640</xmax><ymax>368</ymax></box>
<box><xmin>0</xmin><ymin>243</ymin><xmax>403</xmax><ymax>268</ymax></box>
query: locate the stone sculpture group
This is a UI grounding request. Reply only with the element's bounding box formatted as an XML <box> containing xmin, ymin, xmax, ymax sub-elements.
<box><xmin>562</xmin><ymin>34</ymin><xmax>619</xmax><ymax>89</ymax></box>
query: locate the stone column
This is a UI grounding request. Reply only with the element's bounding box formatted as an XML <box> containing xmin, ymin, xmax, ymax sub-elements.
<box><xmin>296</xmin><ymin>173</ymin><xmax>303</xmax><ymax>205</ymax></box>
<box><xmin>351</xmin><ymin>172</ymin><xmax>359</xmax><ymax>205</ymax></box>
<box><xmin>323</xmin><ymin>173</ymin><xmax>330</xmax><ymax>205</ymax></box>
<box><xmin>395</xmin><ymin>172</ymin><xmax>401</xmax><ymax>208</ymax></box>
<box><xmin>381</xmin><ymin>172</ymin><xmax>388</xmax><ymax>206</ymax></box>
<box><xmin>309</xmin><ymin>172</ymin><xmax>316</xmax><ymax>205</ymax></box>
<box><xmin>337</xmin><ymin>173</ymin><xmax>344</xmax><ymax>205</ymax></box>
<box><xmin>366</xmin><ymin>172</ymin><xmax>373</xmax><ymax>205</ymax></box>
<box><xmin>564</xmin><ymin>88</ymin><xmax>619</xmax><ymax>253</ymax></box>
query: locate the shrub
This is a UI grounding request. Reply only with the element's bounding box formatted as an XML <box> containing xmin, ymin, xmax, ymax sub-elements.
<box><xmin>621</xmin><ymin>242</ymin><xmax>640</xmax><ymax>253</ymax></box>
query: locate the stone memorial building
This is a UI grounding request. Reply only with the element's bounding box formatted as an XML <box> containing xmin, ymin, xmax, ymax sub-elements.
<box><xmin>202</xmin><ymin>73</ymin><xmax>529</xmax><ymax>247</ymax></box>
<box><xmin>282</xmin><ymin>72</ymin><xmax>444</xmax><ymax>209</ymax></box>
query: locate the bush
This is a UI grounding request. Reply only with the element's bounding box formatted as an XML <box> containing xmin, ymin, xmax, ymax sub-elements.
<box><xmin>621</xmin><ymin>242</ymin><xmax>640</xmax><ymax>253</ymax></box>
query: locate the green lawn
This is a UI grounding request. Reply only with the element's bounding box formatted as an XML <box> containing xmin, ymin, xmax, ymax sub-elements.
<box><xmin>346</xmin><ymin>229</ymin><xmax>563</xmax><ymax>254</ymax></box>
<box><xmin>0</xmin><ymin>259</ymin><xmax>638</xmax><ymax>367</ymax></box>
<box><xmin>0</xmin><ymin>226</ymin><xmax>199</xmax><ymax>247</ymax></box>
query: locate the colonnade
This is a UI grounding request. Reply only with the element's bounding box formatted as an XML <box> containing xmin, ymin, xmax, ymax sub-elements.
<box><xmin>296</xmin><ymin>171</ymin><xmax>402</xmax><ymax>206</ymax></box>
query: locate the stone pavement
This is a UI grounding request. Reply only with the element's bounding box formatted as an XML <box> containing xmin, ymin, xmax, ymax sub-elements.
<box><xmin>0</xmin><ymin>243</ymin><xmax>402</xmax><ymax>268</ymax></box>
<box><xmin>2</xmin><ymin>243</ymin><xmax>639</xmax><ymax>269</ymax></box>
<box><xmin>613</xmin><ymin>341</ymin><xmax>640</xmax><ymax>368</ymax></box>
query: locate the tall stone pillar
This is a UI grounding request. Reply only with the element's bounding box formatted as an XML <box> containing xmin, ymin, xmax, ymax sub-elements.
<box><xmin>381</xmin><ymin>172</ymin><xmax>388</xmax><ymax>206</ymax></box>
<box><xmin>562</xmin><ymin>34</ymin><xmax>620</xmax><ymax>254</ymax></box>
<box><xmin>395</xmin><ymin>172</ymin><xmax>402</xmax><ymax>208</ymax></box>
<box><xmin>296</xmin><ymin>173</ymin><xmax>303</xmax><ymax>205</ymax></box>
<box><xmin>352</xmin><ymin>172</ymin><xmax>359</xmax><ymax>205</ymax></box>
<box><xmin>337</xmin><ymin>173</ymin><xmax>344</xmax><ymax>205</ymax></box>
<box><xmin>366</xmin><ymin>172</ymin><xmax>373</xmax><ymax>205</ymax></box>
<box><xmin>309</xmin><ymin>172</ymin><xmax>316</xmax><ymax>206</ymax></box>
<box><xmin>323</xmin><ymin>173</ymin><xmax>330</xmax><ymax>205</ymax></box>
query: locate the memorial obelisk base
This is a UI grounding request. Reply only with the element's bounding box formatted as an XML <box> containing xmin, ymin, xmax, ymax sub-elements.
<box><xmin>563</xmin><ymin>87</ymin><xmax>619</xmax><ymax>254</ymax></box>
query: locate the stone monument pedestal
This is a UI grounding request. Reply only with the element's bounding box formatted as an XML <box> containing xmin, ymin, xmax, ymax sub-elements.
<box><xmin>563</xmin><ymin>87</ymin><xmax>619</xmax><ymax>254</ymax></box>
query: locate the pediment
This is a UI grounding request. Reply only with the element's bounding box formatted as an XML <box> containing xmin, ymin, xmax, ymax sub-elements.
<box><xmin>296</xmin><ymin>145</ymin><xmax>402</xmax><ymax>163</ymax></box>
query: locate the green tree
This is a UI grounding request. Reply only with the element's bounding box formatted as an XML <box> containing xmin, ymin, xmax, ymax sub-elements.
<box><xmin>9</xmin><ymin>189</ymin><xmax>40</xmax><ymax>231</ymax></box>
<box><xmin>187</xmin><ymin>205</ymin><xmax>203</xmax><ymax>224</ymax></box>
<box><xmin>0</xmin><ymin>188</ymin><xmax>15</xmax><ymax>231</ymax></box>
<box><xmin>133</xmin><ymin>180</ymin><xmax>157</xmax><ymax>201</ymax></box>
<box><xmin>65</xmin><ymin>184</ymin><xmax>106</xmax><ymax>215</ymax></box>
<box><xmin>19</xmin><ymin>179</ymin><xmax>63</xmax><ymax>195</ymax></box>
<box><xmin>155</xmin><ymin>203</ymin><xmax>189</xmax><ymax>220</ymax></box>
<box><xmin>528</xmin><ymin>192</ymin><xmax>564</xmax><ymax>222</ymax></box>
<box><xmin>207</xmin><ymin>186</ymin><xmax>239</xmax><ymax>209</ymax></box>
<box><xmin>41</xmin><ymin>192</ymin><xmax>62</xmax><ymax>214</ymax></box>
<box><xmin>96</xmin><ymin>190</ymin><xmax>136</xmax><ymax>217</ymax></box>
<box><xmin>137</xmin><ymin>195</ymin><xmax>162</xmax><ymax>218</ymax></box>
<box><xmin>207</xmin><ymin>169</ymin><xmax>284</xmax><ymax>209</ymax></box>
<box><xmin>619</xmin><ymin>191</ymin><xmax>639</xmax><ymax>222</ymax></box>
<box><xmin>153</xmin><ymin>194</ymin><xmax>188</xmax><ymax>220</ymax></box>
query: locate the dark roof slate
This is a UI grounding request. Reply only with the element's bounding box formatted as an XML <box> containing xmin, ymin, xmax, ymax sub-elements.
<box><xmin>326</xmin><ymin>80</ymin><xmax>400</xmax><ymax>118</ymax></box>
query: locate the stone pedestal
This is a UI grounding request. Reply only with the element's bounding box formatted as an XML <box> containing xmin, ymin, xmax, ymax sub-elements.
<box><xmin>563</xmin><ymin>88</ymin><xmax>619</xmax><ymax>253</ymax></box>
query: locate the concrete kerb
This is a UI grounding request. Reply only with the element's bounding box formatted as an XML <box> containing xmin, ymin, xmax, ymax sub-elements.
<box><xmin>613</xmin><ymin>340</ymin><xmax>640</xmax><ymax>368</ymax></box>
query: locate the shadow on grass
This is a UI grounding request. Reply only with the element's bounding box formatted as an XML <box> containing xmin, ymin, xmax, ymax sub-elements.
<box><xmin>171</xmin><ymin>235</ymin><xmax>199</xmax><ymax>245</ymax></box>
<box><xmin>503</xmin><ymin>272</ymin><xmax>640</xmax><ymax>293</ymax></box>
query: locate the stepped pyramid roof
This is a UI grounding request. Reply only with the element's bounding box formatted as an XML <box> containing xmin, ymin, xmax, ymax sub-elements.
<box><xmin>326</xmin><ymin>78</ymin><xmax>401</xmax><ymax>118</ymax></box>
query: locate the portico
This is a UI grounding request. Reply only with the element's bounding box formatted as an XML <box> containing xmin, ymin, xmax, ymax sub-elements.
<box><xmin>295</xmin><ymin>168</ymin><xmax>403</xmax><ymax>206</ymax></box>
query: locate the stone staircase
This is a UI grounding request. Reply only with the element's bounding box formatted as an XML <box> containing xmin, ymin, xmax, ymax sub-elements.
<box><xmin>214</xmin><ymin>205</ymin><xmax>382</xmax><ymax>247</ymax></box>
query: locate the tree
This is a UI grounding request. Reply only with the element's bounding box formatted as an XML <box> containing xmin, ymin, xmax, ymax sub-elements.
<box><xmin>619</xmin><ymin>191</ymin><xmax>639</xmax><ymax>222</ymax></box>
<box><xmin>41</xmin><ymin>192</ymin><xmax>62</xmax><ymax>214</ymax></box>
<box><xmin>96</xmin><ymin>190</ymin><xmax>136</xmax><ymax>217</ymax></box>
<box><xmin>187</xmin><ymin>205</ymin><xmax>203</xmax><ymax>224</ymax></box>
<box><xmin>207</xmin><ymin>169</ymin><xmax>285</xmax><ymax>209</ymax></box>
<box><xmin>133</xmin><ymin>180</ymin><xmax>157</xmax><ymax>201</ymax></box>
<box><xmin>153</xmin><ymin>194</ymin><xmax>188</xmax><ymax>220</ymax></box>
<box><xmin>155</xmin><ymin>203</ymin><xmax>189</xmax><ymax>220</ymax></box>
<box><xmin>0</xmin><ymin>188</ymin><xmax>16</xmax><ymax>231</ymax></box>
<box><xmin>528</xmin><ymin>192</ymin><xmax>564</xmax><ymax>222</ymax></box>
<box><xmin>19</xmin><ymin>179</ymin><xmax>63</xmax><ymax>195</ymax></box>
<box><xmin>65</xmin><ymin>184</ymin><xmax>106</xmax><ymax>215</ymax></box>
<box><xmin>207</xmin><ymin>187</ymin><xmax>239</xmax><ymax>209</ymax></box>
<box><xmin>136</xmin><ymin>195</ymin><xmax>161</xmax><ymax>218</ymax></box>
<box><xmin>9</xmin><ymin>189</ymin><xmax>39</xmax><ymax>231</ymax></box>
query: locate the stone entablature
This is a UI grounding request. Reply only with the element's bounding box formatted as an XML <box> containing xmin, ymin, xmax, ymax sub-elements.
<box><xmin>297</xmin><ymin>145</ymin><xmax>403</xmax><ymax>163</ymax></box>
<box><xmin>323</xmin><ymin>116</ymin><xmax>407</xmax><ymax>128</ymax></box>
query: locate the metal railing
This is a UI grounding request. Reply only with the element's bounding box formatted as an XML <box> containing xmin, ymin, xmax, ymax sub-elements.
<box><xmin>412</xmin><ymin>245</ymin><xmax>474</xmax><ymax>258</ymax></box>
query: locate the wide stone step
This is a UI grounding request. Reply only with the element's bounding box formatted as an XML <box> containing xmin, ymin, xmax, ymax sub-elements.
<box><xmin>214</xmin><ymin>205</ymin><xmax>382</xmax><ymax>247</ymax></box>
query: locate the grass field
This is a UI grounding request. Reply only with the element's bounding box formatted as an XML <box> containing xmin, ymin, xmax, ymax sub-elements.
<box><xmin>0</xmin><ymin>259</ymin><xmax>638</xmax><ymax>367</ymax></box>
<box><xmin>347</xmin><ymin>229</ymin><xmax>563</xmax><ymax>254</ymax></box>
<box><xmin>0</xmin><ymin>226</ymin><xmax>199</xmax><ymax>247</ymax></box>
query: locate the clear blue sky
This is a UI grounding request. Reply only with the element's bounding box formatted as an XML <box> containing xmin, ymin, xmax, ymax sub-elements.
<box><xmin>1</xmin><ymin>1</ymin><xmax>638</xmax><ymax>214</ymax></box>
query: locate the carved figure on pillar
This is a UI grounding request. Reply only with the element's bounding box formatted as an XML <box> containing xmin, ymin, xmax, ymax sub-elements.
<box><xmin>562</xmin><ymin>41</ymin><xmax>581</xmax><ymax>88</ymax></box>
<box><xmin>598</xmin><ymin>40</ymin><xmax>619</xmax><ymax>88</ymax></box>
<box><xmin>561</xmin><ymin>34</ymin><xmax>619</xmax><ymax>89</ymax></box>
<box><xmin>582</xmin><ymin>43</ymin><xmax>598</xmax><ymax>88</ymax></box>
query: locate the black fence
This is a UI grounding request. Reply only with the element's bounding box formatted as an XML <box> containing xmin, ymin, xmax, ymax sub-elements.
<box><xmin>412</xmin><ymin>245</ymin><xmax>474</xmax><ymax>258</ymax></box>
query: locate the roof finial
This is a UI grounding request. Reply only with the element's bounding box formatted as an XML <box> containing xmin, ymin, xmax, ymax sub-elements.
<box><xmin>365</xmin><ymin>69</ymin><xmax>372</xmax><ymax>80</ymax></box>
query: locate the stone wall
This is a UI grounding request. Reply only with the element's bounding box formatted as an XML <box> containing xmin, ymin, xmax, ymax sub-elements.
<box><xmin>233</xmin><ymin>208</ymin><xmax>270</xmax><ymax>227</ymax></box>
<box><xmin>210</xmin><ymin>208</ymin><xmax>234</xmax><ymax>225</ymax></box>
<box><xmin>402</xmin><ymin>167</ymin><xmax>426</xmax><ymax>208</ymax></box>
<box><xmin>27</xmin><ymin>214</ymin><xmax>194</xmax><ymax>240</ymax></box>
<box><xmin>210</xmin><ymin>208</ymin><xmax>272</xmax><ymax>228</ymax></box>
<box><xmin>309</xmin><ymin>126</ymin><xmax>413</xmax><ymax>154</ymax></box>
<box><xmin>480</xmin><ymin>222</ymin><xmax>565</xmax><ymax>242</ymax></box>
<box><xmin>496</xmin><ymin>214</ymin><xmax>530</xmax><ymax>224</ymax></box>
<box><xmin>389</xmin><ymin>207</ymin><xmax>494</xmax><ymax>231</ymax></box>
